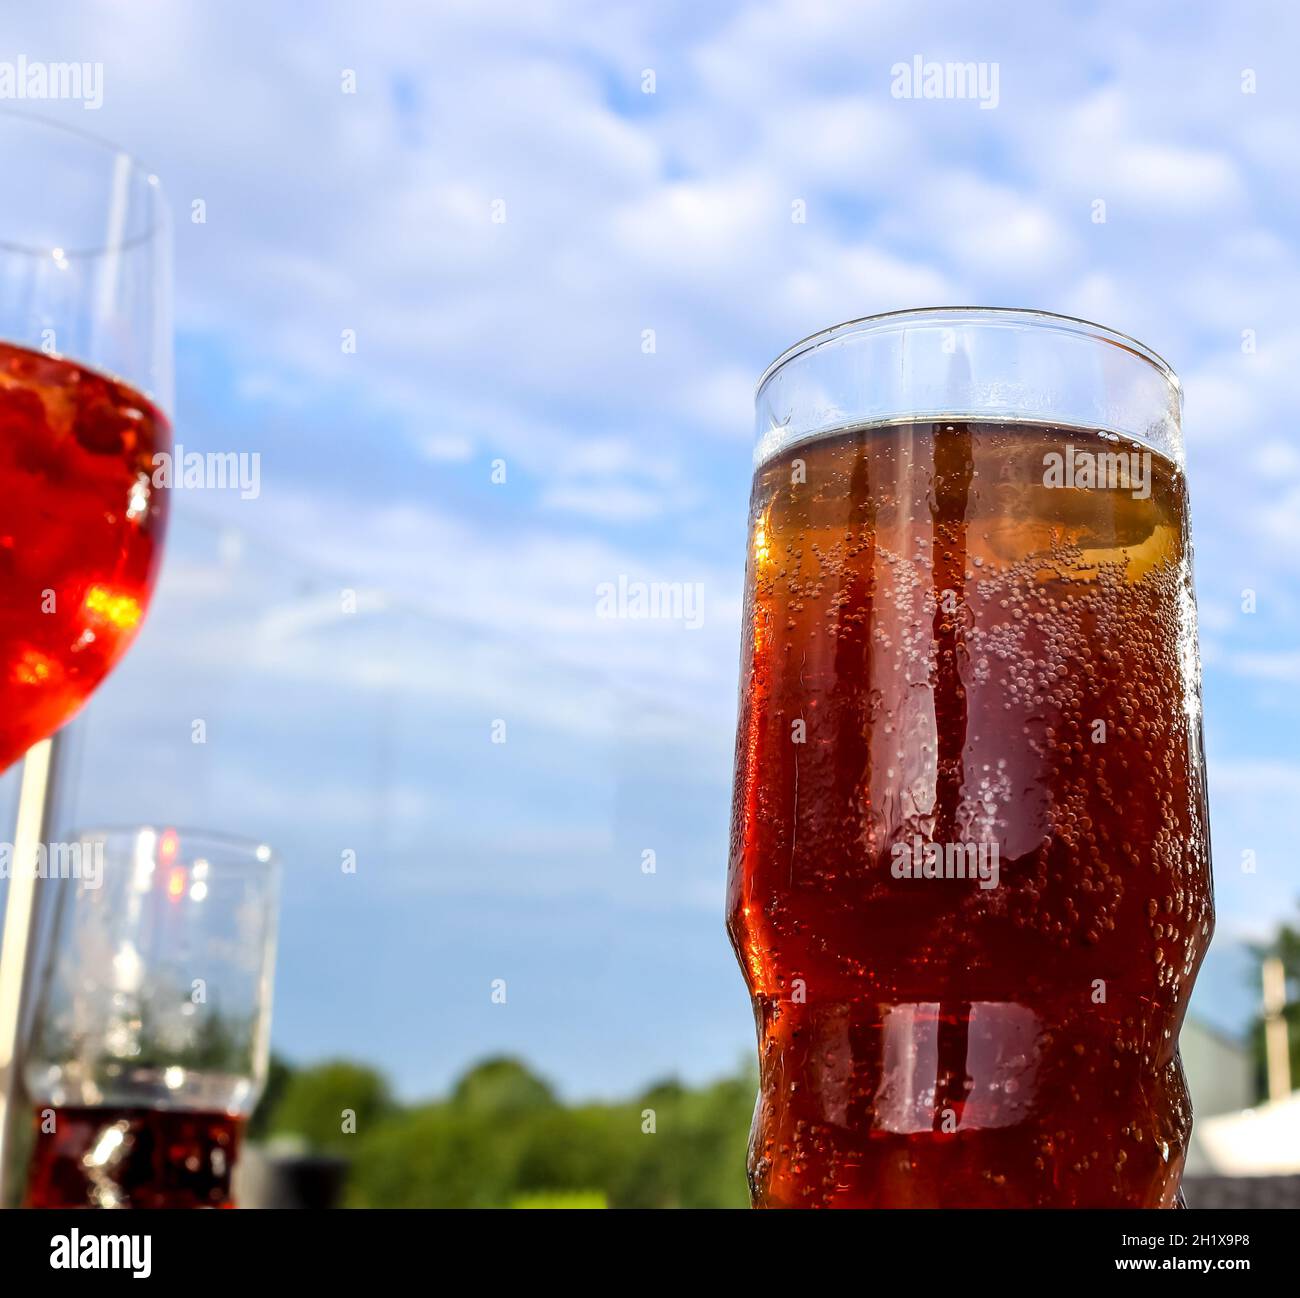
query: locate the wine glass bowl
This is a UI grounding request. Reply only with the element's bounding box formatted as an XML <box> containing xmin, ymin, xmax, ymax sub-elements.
<box><xmin>0</xmin><ymin>112</ymin><xmax>172</xmax><ymax>772</ymax></box>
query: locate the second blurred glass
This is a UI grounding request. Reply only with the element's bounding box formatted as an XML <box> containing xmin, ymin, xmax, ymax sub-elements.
<box><xmin>23</xmin><ymin>827</ymin><xmax>278</xmax><ymax>1208</ymax></box>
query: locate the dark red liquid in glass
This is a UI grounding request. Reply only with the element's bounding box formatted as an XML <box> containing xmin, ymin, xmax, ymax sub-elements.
<box><xmin>729</xmin><ymin>422</ymin><xmax>1213</xmax><ymax>1207</ymax></box>
<box><xmin>0</xmin><ymin>341</ymin><xmax>169</xmax><ymax>771</ymax></box>
<box><xmin>25</xmin><ymin>1106</ymin><xmax>242</xmax><ymax>1208</ymax></box>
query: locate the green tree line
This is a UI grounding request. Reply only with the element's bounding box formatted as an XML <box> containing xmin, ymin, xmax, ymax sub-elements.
<box><xmin>251</xmin><ymin>1055</ymin><xmax>756</xmax><ymax>1208</ymax></box>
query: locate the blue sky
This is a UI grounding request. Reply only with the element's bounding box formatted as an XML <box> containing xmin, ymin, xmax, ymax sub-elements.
<box><xmin>3</xmin><ymin>0</ymin><xmax>1298</xmax><ymax>1099</ymax></box>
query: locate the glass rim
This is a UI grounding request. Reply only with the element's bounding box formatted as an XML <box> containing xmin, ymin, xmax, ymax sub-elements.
<box><xmin>65</xmin><ymin>825</ymin><xmax>279</xmax><ymax>868</ymax></box>
<box><xmin>0</xmin><ymin>107</ymin><xmax>168</xmax><ymax>257</ymax></box>
<box><xmin>756</xmin><ymin>306</ymin><xmax>1180</xmax><ymax>398</ymax></box>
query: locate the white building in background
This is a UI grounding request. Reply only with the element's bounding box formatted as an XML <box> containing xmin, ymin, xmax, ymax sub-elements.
<box><xmin>1183</xmin><ymin>1018</ymin><xmax>1254</xmax><ymax>1120</ymax></box>
<box><xmin>1182</xmin><ymin>1015</ymin><xmax>1300</xmax><ymax>1176</ymax></box>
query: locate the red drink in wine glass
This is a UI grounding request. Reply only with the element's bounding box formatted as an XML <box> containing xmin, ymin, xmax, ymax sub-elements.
<box><xmin>0</xmin><ymin>343</ymin><xmax>169</xmax><ymax>771</ymax></box>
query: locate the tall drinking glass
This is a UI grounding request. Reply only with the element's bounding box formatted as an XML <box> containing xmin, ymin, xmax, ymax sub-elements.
<box><xmin>728</xmin><ymin>308</ymin><xmax>1213</xmax><ymax>1207</ymax></box>
<box><xmin>23</xmin><ymin>829</ymin><xmax>279</xmax><ymax>1208</ymax></box>
<box><xmin>0</xmin><ymin>111</ymin><xmax>172</xmax><ymax>771</ymax></box>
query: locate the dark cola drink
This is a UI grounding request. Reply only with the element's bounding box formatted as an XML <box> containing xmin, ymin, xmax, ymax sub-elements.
<box><xmin>25</xmin><ymin>1106</ymin><xmax>242</xmax><ymax>1209</ymax></box>
<box><xmin>728</xmin><ymin>414</ymin><xmax>1213</xmax><ymax>1207</ymax></box>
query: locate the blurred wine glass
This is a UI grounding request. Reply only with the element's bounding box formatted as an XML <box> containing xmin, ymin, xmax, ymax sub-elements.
<box><xmin>0</xmin><ymin>110</ymin><xmax>172</xmax><ymax>771</ymax></box>
<box><xmin>23</xmin><ymin>828</ymin><xmax>279</xmax><ymax>1208</ymax></box>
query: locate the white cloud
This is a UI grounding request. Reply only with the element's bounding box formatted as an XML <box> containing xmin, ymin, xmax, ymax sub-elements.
<box><xmin>420</xmin><ymin>432</ymin><xmax>476</xmax><ymax>463</ymax></box>
<box><xmin>1041</xmin><ymin>87</ymin><xmax>1244</xmax><ymax>214</ymax></box>
<box><xmin>898</xmin><ymin>172</ymin><xmax>1077</xmax><ymax>278</ymax></box>
<box><xmin>1110</xmin><ymin>143</ymin><xmax>1243</xmax><ymax>213</ymax></box>
<box><xmin>540</xmin><ymin>482</ymin><xmax>668</xmax><ymax>520</ymax></box>
<box><xmin>1224</xmin><ymin>652</ymin><xmax>1300</xmax><ymax>684</ymax></box>
<box><xmin>1212</xmin><ymin>761</ymin><xmax>1300</xmax><ymax>796</ymax></box>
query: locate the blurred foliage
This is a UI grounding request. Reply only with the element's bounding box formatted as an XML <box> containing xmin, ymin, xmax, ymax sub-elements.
<box><xmin>265</xmin><ymin>1058</ymin><xmax>395</xmax><ymax>1154</ymax></box>
<box><xmin>512</xmin><ymin>1190</ymin><xmax>607</xmax><ymax>1209</ymax></box>
<box><xmin>1248</xmin><ymin>917</ymin><xmax>1300</xmax><ymax>1101</ymax></box>
<box><xmin>451</xmin><ymin>1055</ymin><xmax>556</xmax><ymax>1114</ymax></box>
<box><xmin>256</xmin><ymin>1054</ymin><xmax>755</xmax><ymax>1208</ymax></box>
